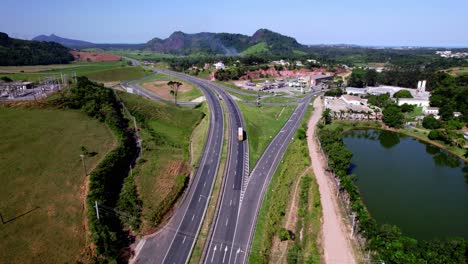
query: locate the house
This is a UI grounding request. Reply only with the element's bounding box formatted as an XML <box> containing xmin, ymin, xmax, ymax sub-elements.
<box><xmin>423</xmin><ymin>106</ymin><xmax>439</xmax><ymax>115</ymax></box>
<box><xmin>341</xmin><ymin>94</ymin><xmax>363</xmax><ymax>105</ymax></box>
<box><xmin>214</xmin><ymin>62</ymin><xmax>225</xmax><ymax>70</ymax></box>
<box><xmin>310</xmin><ymin>74</ymin><xmax>334</xmax><ymax>86</ymax></box>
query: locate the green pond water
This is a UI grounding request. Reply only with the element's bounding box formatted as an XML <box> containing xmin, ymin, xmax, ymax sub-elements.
<box><xmin>343</xmin><ymin>129</ymin><xmax>468</xmax><ymax>240</ymax></box>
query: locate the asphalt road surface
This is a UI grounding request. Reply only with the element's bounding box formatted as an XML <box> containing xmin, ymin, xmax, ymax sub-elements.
<box><xmin>132</xmin><ymin>72</ymin><xmax>225</xmax><ymax>264</ymax></box>
<box><xmin>154</xmin><ymin>70</ymin><xmax>251</xmax><ymax>264</ymax></box>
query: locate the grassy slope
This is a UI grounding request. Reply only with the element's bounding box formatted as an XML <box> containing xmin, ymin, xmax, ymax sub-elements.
<box><xmin>0</xmin><ymin>61</ymin><xmax>148</xmax><ymax>82</ymax></box>
<box><xmin>117</xmin><ymin>92</ymin><xmax>204</xmax><ymax>232</ymax></box>
<box><xmin>237</xmin><ymin>103</ymin><xmax>295</xmax><ymax>167</ymax></box>
<box><xmin>242</xmin><ymin>42</ymin><xmax>269</xmax><ymax>55</ymax></box>
<box><xmin>249</xmin><ymin>103</ymin><xmax>322</xmax><ymax>263</ymax></box>
<box><xmin>0</xmin><ymin>107</ymin><xmax>116</xmax><ymax>264</ymax></box>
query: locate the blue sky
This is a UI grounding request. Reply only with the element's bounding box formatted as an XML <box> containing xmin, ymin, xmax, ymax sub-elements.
<box><xmin>1</xmin><ymin>0</ymin><xmax>467</xmax><ymax>47</ymax></box>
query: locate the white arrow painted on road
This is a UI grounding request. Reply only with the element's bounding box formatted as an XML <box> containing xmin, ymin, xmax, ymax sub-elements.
<box><xmin>234</xmin><ymin>248</ymin><xmax>241</xmax><ymax>263</ymax></box>
<box><xmin>211</xmin><ymin>245</ymin><xmax>217</xmax><ymax>263</ymax></box>
<box><xmin>222</xmin><ymin>246</ymin><xmax>228</xmax><ymax>263</ymax></box>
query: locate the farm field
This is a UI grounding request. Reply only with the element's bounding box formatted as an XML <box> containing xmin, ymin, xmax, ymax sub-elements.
<box><xmin>0</xmin><ymin>106</ymin><xmax>116</xmax><ymax>264</ymax></box>
<box><xmin>117</xmin><ymin>92</ymin><xmax>205</xmax><ymax>232</ymax></box>
<box><xmin>0</xmin><ymin>61</ymin><xmax>149</xmax><ymax>82</ymax></box>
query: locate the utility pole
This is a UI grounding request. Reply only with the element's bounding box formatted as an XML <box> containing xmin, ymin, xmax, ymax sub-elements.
<box><xmin>80</xmin><ymin>154</ymin><xmax>87</xmax><ymax>176</ymax></box>
<box><xmin>95</xmin><ymin>201</ymin><xmax>100</xmax><ymax>220</ymax></box>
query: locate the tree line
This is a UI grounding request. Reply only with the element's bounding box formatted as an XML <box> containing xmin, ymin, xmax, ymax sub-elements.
<box><xmin>51</xmin><ymin>77</ymin><xmax>139</xmax><ymax>262</ymax></box>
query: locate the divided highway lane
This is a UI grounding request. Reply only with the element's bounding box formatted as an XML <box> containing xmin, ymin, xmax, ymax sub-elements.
<box><xmin>133</xmin><ymin>74</ymin><xmax>224</xmax><ymax>264</ymax></box>
<box><xmin>156</xmin><ymin>69</ymin><xmax>250</xmax><ymax>264</ymax></box>
<box><xmin>232</xmin><ymin>93</ymin><xmax>317</xmax><ymax>264</ymax></box>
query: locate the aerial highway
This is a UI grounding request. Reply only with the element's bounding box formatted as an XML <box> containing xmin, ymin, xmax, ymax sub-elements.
<box><xmin>132</xmin><ymin>72</ymin><xmax>225</xmax><ymax>264</ymax></box>
<box><xmin>228</xmin><ymin>92</ymin><xmax>316</xmax><ymax>264</ymax></box>
<box><xmin>130</xmin><ymin>64</ymin><xmax>317</xmax><ymax>264</ymax></box>
<box><xmin>155</xmin><ymin>69</ymin><xmax>250</xmax><ymax>264</ymax></box>
<box><xmin>157</xmin><ymin>70</ymin><xmax>318</xmax><ymax>264</ymax></box>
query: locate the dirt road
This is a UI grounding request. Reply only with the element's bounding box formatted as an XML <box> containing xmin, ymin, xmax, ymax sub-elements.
<box><xmin>306</xmin><ymin>97</ymin><xmax>356</xmax><ymax>264</ymax></box>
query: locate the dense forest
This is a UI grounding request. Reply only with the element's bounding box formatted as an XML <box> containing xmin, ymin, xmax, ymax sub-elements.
<box><xmin>0</xmin><ymin>32</ymin><xmax>73</xmax><ymax>66</ymax></box>
<box><xmin>347</xmin><ymin>66</ymin><xmax>468</xmax><ymax>90</ymax></box>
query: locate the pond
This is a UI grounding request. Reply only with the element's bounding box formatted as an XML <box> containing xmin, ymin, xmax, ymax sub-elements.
<box><xmin>343</xmin><ymin>129</ymin><xmax>468</xmax><ymax>240</ymax></box>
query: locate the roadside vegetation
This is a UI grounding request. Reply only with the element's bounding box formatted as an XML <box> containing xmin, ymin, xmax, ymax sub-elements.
<box><xmin>49</xmin><ymin>77</ymin><xmax>140</xmax><ymax>262</ymax></box>
<box><xmin>0</xmin><ymin>105</ymin><xmax>115</xmax><ymax>264</ymax></box>
<box><xmin>237</xmin><ymin>103</ymin><xmax>295</xmax><ymax>167</ymax></box>
<box><xmin>117</xmin><ymin>92</ymin><xmax>205</xmax><ymax>233</ymax></box>
<box><xmin>0</xmin><ymin>61</ymin><xmax>149</xmax><ymax>82</ymax></box>
<box><xmin>318</xmin><ymin>119</ymin><xmax>468</xmax><ymax>263</ymax></box>
<box><xmin>249</xmin><ymin>106</ymin><xmax>322</xmax><ymax>263</ymax></box>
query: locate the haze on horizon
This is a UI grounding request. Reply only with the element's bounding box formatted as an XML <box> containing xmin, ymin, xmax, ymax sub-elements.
<box><xmin>1</xmin><ymin>0</ymin><xmax>467</xmax><ymax>47</ymax></box>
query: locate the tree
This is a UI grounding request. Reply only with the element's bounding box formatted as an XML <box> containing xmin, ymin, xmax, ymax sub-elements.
<box><xmin>167</xmin><ymin>81</ymin><xmax>182</xmax><ymax>105</ymax></box>
<box><xmin>322</xmin><ymin>108</ymin><xmax>332</xmax><ymax>124</ymax></box>
<box><xmin>422</xmin><ymin>115</ymin><xmax>441</xmax><ymax>129</ymax></box>
<box><xmin>428</xmin><ymin>130</ymin><xmax>440</xmax><ymax>140</ymax></box>
<box><xmin>393</xmin><ymin>90</ymin><xmax>413</xmax><ymax>99</ymax></box>
<box><xmin>383</xmin><ymin>105</ymin><xmax>404</xmax><ymax>128</ymax></box>
<box><xmin>1</xmin><ymin>76</ymin><xmax>13</xmax><ymax>82</ymax></box>
<box><xmin>400</xmin><ymin>103</ymin><xmax>415</xmax><ymax>113</ymax></box>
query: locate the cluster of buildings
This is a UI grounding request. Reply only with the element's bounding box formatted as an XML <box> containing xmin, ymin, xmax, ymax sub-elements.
<box><xmin>0</xmin><ymin>78</ymin><xmax>63</xmax><ymax>101</ymax></box>
<box><xmin>241</xmin><ymin>74</ymin><xmax>334</xmax><ymax>93</ymax></box>
<box><xmin>271</xmin><ymin>59</ymin><xmax>321</xmax><ymax>67</ymax></box>
<box><xmin>0</xmin><ymin>81</ymin><xmax>33</xmax><ymax>99</ymax></box>
<box><xmin>436</xmin><ymin>50</ymin><xmax>468</xmax><ymax>58</ymax></box>
<box><xmin>324</xmin><ymin>94</ymin><xmax>379</xmax><ymax>120</ymax></box>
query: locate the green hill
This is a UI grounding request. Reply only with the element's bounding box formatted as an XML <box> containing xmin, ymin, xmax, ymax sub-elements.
<box><xmin>0</xmin><ymin>32</ymin><xmax>73</xmax><ymax>66</ymax></box>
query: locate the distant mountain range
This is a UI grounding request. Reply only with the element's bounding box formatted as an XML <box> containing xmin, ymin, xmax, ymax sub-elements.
<box><xmin>32</xmin><ymin>34</ymin><xmax>145</xmax><ymax>50</ymax></box>
<box><xmin>33</xmin><ymin>29</ymin><xmax>308</xmax><ymax>56</ymax></box>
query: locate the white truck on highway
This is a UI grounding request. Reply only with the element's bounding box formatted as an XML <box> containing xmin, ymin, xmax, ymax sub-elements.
<box><xmin>238</xmin><ymin>127</ymin><xmax>244</xmax><ymax>141</ymax></box>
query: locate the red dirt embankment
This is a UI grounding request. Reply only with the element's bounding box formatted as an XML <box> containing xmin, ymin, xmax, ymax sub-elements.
<box><xmin>70</xmin><ymin>50</ymin><xmax>121</xmax><ymax>62</ymax></box>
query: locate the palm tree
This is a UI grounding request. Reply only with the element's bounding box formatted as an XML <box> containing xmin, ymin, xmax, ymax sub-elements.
<box><xmin>167</xmin><ymin>81</ymin><xmax>182</xmax><ymax>105</ymax></box>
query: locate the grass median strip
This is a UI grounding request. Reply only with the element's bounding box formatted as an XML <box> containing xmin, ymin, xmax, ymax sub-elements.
<box><xmin>237</xmin><ymin>102</ymin><xmax>295</xmax><ymax>168</ymax></box>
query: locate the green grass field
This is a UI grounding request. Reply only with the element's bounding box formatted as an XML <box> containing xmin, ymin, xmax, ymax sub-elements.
<box><xmin>242</xmin><ymin>42</ymin><xmax>269</xmax><ymax>56</ymax></box>
<box><xmin>237</xmin><ymin>103</ymin><xmax>295</xmax><ymax>167</ymax></box>
<box><xmin>260</xmin><ymin>96</ymin><xmax>297</xmax><ymax>104</ymax></box>
<box><xmin>443</xmin><ymin>67</ymin><xmax>468</xmax><ymax>76</ymax></box>
<box><xmin>0</xmin><ymin>107</ymin><xmax>116</xmax><ymax>264</ymax></box>
<box><xmin>0</xmin><ymin>61</ymin><xmax>149</xmax><ymax>82</ymax></box>
<box><xmin>117</xmin><ymin>92</ymin><xmax>205</xmax><ymax>232</ymax></box>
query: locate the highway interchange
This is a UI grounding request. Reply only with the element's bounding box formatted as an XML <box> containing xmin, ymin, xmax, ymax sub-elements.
<box><xmin>129</xmin><ymin>66</ymin><xmax>319</xmax><ymax>264</ymax></box>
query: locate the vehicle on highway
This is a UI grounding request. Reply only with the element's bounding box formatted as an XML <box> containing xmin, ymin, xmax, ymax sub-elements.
<box><xmin>238</xmin><ymin>127</ymin><xmax>244</xmax><ymax>141</ymax></box>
